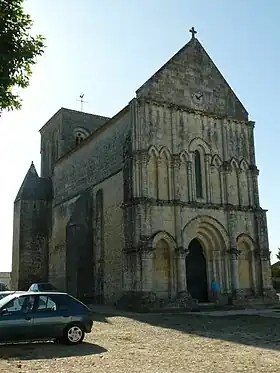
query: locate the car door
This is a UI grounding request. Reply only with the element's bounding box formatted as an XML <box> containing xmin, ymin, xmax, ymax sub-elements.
<box><xmin>32</xmin><ymin>295</ymin><xmax>64</xmax><ymax>339</ymax></box>
<box><xmin>0</xmin><ymin>295</ymin><xmax>36</xmax><ymax>342</ymax></box>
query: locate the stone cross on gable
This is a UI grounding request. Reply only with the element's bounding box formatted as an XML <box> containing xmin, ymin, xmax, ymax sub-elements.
<box><xmin>189</xmin><ymin>26</ymin><xmax>197</xmax><ymax>39</ymax></box>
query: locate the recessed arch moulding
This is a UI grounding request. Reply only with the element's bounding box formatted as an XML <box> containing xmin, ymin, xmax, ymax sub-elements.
<box><xmin>182</xmin><ymin>215</ymin><xmax>231</xmax><ymax>300</ymax></box>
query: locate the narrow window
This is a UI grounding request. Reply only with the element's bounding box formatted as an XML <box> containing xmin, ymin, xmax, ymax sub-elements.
<box><xmin>75</xmin><ymin>133</ymin><xmax>84</xmax><ymax>146</ymax></box>
<box><xmin>194</xmin><ymin>150</ymin><xmax>203</xmax><ymax>198</ymax></box>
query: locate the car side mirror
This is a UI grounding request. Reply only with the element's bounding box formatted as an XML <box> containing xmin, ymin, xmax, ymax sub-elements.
<box><xmin>0</xmin><ymin>309</ymin><xmax>8</xmax><ymax>315</ymax></box>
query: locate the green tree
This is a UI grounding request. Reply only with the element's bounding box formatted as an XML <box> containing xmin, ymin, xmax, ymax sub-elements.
<box><xmin>0</xmin><ymin>0</ymin><xmax>45</xmax><ymax>112</ymax></box>
<box><xmin>272</xmin><ymin>267</ymin><xmax>280</xmax><ymax>278</ymax></box>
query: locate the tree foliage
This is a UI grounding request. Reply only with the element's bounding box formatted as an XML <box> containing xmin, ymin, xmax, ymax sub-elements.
<box><xmin>0</xmin><ymin>0</ymin><xmax>45</xmax><ymax>111</ymax></box>
<box><xmin>272</xmin><ymin>267</ymin><xmax>280</xmax><ymax>278</ymax></box>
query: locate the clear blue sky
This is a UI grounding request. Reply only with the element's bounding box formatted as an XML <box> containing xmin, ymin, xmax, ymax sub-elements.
<box><xmin>0</xmin><ymin>0</ymin><xmax>279</xmax><ymax>271</ymax></box>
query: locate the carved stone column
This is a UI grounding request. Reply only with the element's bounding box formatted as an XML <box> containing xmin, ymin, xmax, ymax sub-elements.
<box><xmin>250</xmin><ymin>250</ymin><xmax>258</xmax><ymax>295</ymax></box>
<box><xmin>211</xmin><ymin>251</ymin><xmax>217</xmax><ymax>282</ymax></box>
<box><xmin>176</xmin><ymin>247</ymin><xmax>187</xmax><ymax>293</ymax></box>
<box><xmin>228</xmin><ymin>247</ymin><xmax>240</xmax><ymax>296</ymax></box>
<box><xmin>172</xmin><ymin>155</ymin><xmax>182</xmax><ymax>201</ymax></box>
<box><xmin>133</xmin><ymin>154</ymin><xmax>141</xmax><ymax>198</ymax></box>
<box><xmin>224</xmin><ymin>253</ymin><xmax>231</xmax><ymax>294</ymax></box>
<box><xmin>215</xmin><ymin>250</ymin><xmax>224</xmax><ymax>292</ymax></box>
<box><xmin>172</xmin><ymin>156</ymin><xmax>183</xmax><ymax>252</ymax></box>
<box><xmin>187</xmin><ymin>160</ymin><xmax>194</xmax><ymax>201</ymax></box>
<box><xmin>141</xmin><ymin>152</ymin><xmax>149</xmax><ymax>197</ymax></box>
<box><xmin>141</xmin><ymin>250</ymin><xmax>154</xmax><ymax>292</ymax></box>
<box><xmin>205</xmin><ymin>153</ymin><xmax>212</xmax><ymax>203</ymax></box>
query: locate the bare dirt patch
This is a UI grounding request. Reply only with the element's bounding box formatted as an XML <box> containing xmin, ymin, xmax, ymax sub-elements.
<box><xmin>0</xmin><ymin>314</ymin><xmax>279</xmax><ymax>372</ymax></box>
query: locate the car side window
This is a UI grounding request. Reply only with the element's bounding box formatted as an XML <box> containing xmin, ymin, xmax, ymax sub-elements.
<box><xmin>51</xmin><ymin>294</ymin><xmax>85</xmax><ymax>312</ymax></box>
<box><xmin>3</xmin><ymin>296</ymin><xmax>36</xmax><ymax>313</ymax></box>
<box><xmin>36</xmin><ymin>295</ymin><xmax>57</xmax><ymax>312</ymax></box>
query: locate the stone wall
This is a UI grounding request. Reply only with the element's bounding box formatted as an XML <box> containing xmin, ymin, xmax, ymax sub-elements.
<box><xmin>40</xmin><ymin>108</ymin><xmax>110</xmax><ymax>178</ymax></box>
<box><xmin>49</xmin><ymin>195</ymin><xmax>80</xmax><ymax>290</ymax></box>
<box><xmin>49</xmin><ymin>106</ymin><xmax>130</xmax><ymax>301</ymax></box>
<box><xmin>136</xmin><ymin>37</ymin><xmax>248</xmax><ymax>121</ymax></box>
<box><xmin>52</xmin><ymin>106</ymin><xmax>130</xmax><ymax>205</ymax></box>
<box><xmin>92</xmin><ymin>171</ymin><xmax>125</xmax><ymax>303</ymax></box>
<box><xmin>12</xmin><ymin>200</ymin><xmax>49</xmax><ymax>290</ymax></box>
<box><xmin>11</xmin><ymin>200</ymin><xmax>21</xmax><ymax>290</ymax></box>
<box><xmin>127</xmin><ymin>89</ymin><xmax>269</xmax><ymax>297</ymax></box>
<box><xmin>49</xmin><ymin>171</ymin><xmax>124</xmax><ymax>303</ymax></box>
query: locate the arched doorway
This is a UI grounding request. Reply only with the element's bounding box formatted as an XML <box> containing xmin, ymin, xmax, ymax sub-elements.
<box><xmin>186</xmin><ymin>238</ymin><xmax>208</xmax><ymax>302</ymax></box>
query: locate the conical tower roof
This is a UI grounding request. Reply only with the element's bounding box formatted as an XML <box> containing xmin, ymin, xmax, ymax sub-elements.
<box><xmin>15</xmin><ymin>162</ymin><xmax>52</xmax><ymax>202</ymax></box>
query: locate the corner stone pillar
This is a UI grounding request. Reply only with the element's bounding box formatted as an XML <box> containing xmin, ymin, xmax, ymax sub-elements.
<box><xmin>176</xmin><ymin>247</ymin><xmax>187</xmax><ymax>293</ymax></box>
<box><xmin>141</xmin><ymin>250</ymin><xmax>153</xmax><ymax>292</ymax></box>
<box><xmin>259</xmin><ymin>249</ymin><xmax>273</xmax><ymax>291</ymax></box>
<box><xmin>228</xmin><ymin>247</ymin><xmax>240</xmax><ymax>295</ymax></box>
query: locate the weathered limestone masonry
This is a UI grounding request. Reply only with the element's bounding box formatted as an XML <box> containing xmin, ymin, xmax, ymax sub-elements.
<box><xmin>12</xmin><ymin>29</ymin><xmax>276</xmax><ymax>307</ymax></box>
<box><xmin>121</xmin><ymin>31</ymin><xmax>276</xmax><ymax>308</ymax></box>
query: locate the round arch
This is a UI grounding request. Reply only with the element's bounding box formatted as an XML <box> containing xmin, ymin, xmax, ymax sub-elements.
<box><xmin>73</xmin><ymin>127</ymin><xmax>90</xmax><ymax>138</ymax></box>
<box><xmin>151</xmin><ymin>231</ymin><xmax>177</xmax><ymax>298</ymax></box>
<box><xmin>188</xmin><ymin>137</ymin><xmax>211</xmax><ymax>155</ymax></box>
<box><xmin>151</xmin><ymin>231</ymin><xmax>177</xmax><ymax>251</ymax></box>
<box><xmin>236</xmin><ymin>233</ymin><xmax>255</xmax><ymax>293</ymax></box>
<box><xmin>148</xmin><ymin>145</ymin><xmax>160</xmax><ymax>158</ymax></box>
<box><xmin>236</xmin><ymin>233</ymin><xmax>256</xmax><ymax>251</ymax></box>
<box><xmin>183</xmin><ymin>215</ymin><xmax>228</xmax><ymax>256</ymax></box>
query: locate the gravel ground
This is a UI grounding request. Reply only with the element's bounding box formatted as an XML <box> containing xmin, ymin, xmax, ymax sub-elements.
<box><xmin>0</xmin><ymin>313</ymin><xmax>280</xmax><ymax>373</ymax></box>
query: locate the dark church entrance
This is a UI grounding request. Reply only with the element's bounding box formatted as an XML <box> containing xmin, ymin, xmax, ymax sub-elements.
<box><xmin>186</xmin><ymin>238</ymin><xmax>208</xmax><ymax>302</ymax></box>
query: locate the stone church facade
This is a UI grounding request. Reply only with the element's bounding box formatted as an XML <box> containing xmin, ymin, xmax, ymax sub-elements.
<box><xmin>12</xmin><ymin>30</ymin><xmax>275</xmax><ymax>305</ymax></box>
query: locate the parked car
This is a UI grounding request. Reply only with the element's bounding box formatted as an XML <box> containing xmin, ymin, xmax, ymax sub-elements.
<box><xmin>0</xmin><ymin>291</ymin><xmax>94</xmax><ymax>344</ymax></box>
<box><xmin>0</xmin><ymin>291</ymin><xmax>25</xmax><ymax>300</ymax></box>
<box><xmin>28</xmin><ymin>283</ymin><xmax>58</xmax><ymax>292</ymax></box>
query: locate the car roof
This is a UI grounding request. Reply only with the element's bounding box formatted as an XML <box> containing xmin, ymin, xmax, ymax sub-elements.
<box><xmin>0</xmin><ymin>291</ymin><xmax>15</xmax><ymax>294</ymax></box>
<box><xmin>0</xmin><ymin>290</ymin><xmax>25</xmax><ymax>294</ymax></box>
<box><xmin>20</xmin><ymin>291</ymin><xmax>68</xmax><ymax>296</ymax></box>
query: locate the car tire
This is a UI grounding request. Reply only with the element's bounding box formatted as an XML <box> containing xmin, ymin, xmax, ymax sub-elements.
<box><xmin>62</xmin><ymin>323</ymin><xmax>85</xmax><ymax>345</ymax></box>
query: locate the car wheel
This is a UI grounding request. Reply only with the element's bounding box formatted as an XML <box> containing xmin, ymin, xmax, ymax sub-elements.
<box><xmin>62</xmin><ymin>324</ymin><xmax>85</xmax><ymax>345</ymax></box>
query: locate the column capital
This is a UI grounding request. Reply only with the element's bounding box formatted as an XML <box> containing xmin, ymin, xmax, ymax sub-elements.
<box><xmin>176</xmin><ymin>246</ymin><xmax>189</xmax><ymax>257</ymax></box>
<box><xmin>141</xmin><ymin>152</ymin><xmax>150</xmax><ymax>165</ymax></box>
<box><xmin>212</xmin><ymin>250</ymin><xmax>221</xmax><ymax>259</ymax></box>
<box><xmin>142</xmin><ymin>251</ymin><xmax>154</xmax><ymax>260</ymax></box>
<box><xmin>255</xmin><ymin>249</ymin><xmax>270</xmax><ymax>260</ymax></box>
<box><xmin>171</xmin><ymin>155</ymin><xmax>181</xmax><ymax>169</ymax></box>
<box><xmin>227</xmin><ymin>247</ymin><xmax>240</xmax><ymax>258</ymax></box>
<box><xmin>205</xmin><ymin>153</ymin><xmax>212</xmax><ymax>163</ymax></box>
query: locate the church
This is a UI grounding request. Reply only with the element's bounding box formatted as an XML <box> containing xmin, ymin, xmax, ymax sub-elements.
<box><xmin>11</xmin><ymin>28</ymin><xmax>276</xmax><ymax>306</ymax></box>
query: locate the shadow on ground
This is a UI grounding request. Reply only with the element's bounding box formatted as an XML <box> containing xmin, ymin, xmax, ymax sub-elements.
<box><xmin>0</xmin><ymin>341</ymin><xmax>106</xmax><ymax>360</ymax></box>
<box><xmin>134</xmin><ymin>314</ymin><xmax>280</xmax><ymax>351</ymax></box>
<box><xmin>95</xmin><ymin>309</ymin><xmax>280</xmax><ymax>351</ymax></box>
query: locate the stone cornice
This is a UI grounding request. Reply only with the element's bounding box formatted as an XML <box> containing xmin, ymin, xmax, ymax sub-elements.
<box><xmin>135</xmin><ymin>97</ymin><xmax>253</xmax><ymax>126</ymax></box>
<box><xmin>121</xmin><ymin>197</ymin><xmax>263</xmax><ymax>213</ymax></box>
